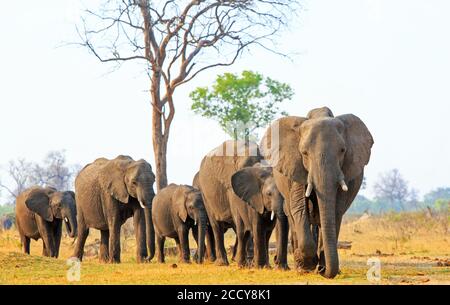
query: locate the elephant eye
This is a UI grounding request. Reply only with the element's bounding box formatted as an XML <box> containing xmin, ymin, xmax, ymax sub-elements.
<box><xmin>301</xmin><ymin>151</ymin><xmax>308</xmax><ymax>156</ymax></box>
<box><xmin>266</xmin><ymin>191</ymin><xmax>272</xmax><ymax>196</ymax></box>
<box><xmin>340</xmin><ymin>148</ymin><xmax>346</xmax><ymax>153</ymax></box>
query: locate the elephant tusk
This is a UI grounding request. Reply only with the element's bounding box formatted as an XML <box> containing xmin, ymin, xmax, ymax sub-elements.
<box><xmin>194</xmin><ymin>220</ymin><xmax>197</xmax><ymax>226</ymax></box>
<box><xmin>139</xmin><ymin>201</ymin><xmax>146</xmax><ymax>209</ymax></box>
<box><xmin>270</xmin><ymin>211</ymin><xmax>275</xmax><ymax>221</ymax></box>
<box><xmin>305</xmin><ymin>183</ymin><xmax>313</xmax><ymax>197</ymax></box>
<box><xmin>64</xmin><ymin>217</ymin><xmax>69</xmax><ymax>223</ymax></box>
<box><xmin>340</xmin><ymin>180</ymin><xmax>348</xmax><ymax>192</ymax></box>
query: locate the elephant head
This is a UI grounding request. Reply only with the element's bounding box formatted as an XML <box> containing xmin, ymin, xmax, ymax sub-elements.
<box><xmin>99</xmin><ymin>155</ymin><xmax>156</xmax><ymax>259</ymax></box>
<box><xmin>173</xmin><ymin>186</ymin><xmax>208</xmax><ymax>263</ymax></box>
<box><xmin>261</xmin><ymin>107</ymin><xmax>373</xmax><ymax>278</ymax></box>
<box><xmin>25</xmin><ymin>188</ymin><xmax>77</xmax><ymax>238</ymax></box>
<box><xmin>231</xmin><ymin>166</ymin><xmax>284</xmax><ymax>219</ymax></box>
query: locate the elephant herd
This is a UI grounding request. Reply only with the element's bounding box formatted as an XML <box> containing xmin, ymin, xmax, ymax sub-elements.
<box><xmin>14</xmin><ymin>107</ymin><xmax>373</xmax><ymax>279</ymax></box>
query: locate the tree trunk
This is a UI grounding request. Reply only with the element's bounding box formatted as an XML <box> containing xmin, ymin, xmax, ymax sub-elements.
<box><xmin>151</xmin><ymin>75</ymin><xmax>169</xmax><ymax>192</ymax></box>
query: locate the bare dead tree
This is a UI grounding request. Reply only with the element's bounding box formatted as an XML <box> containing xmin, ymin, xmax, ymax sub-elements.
<box><xmin>373</xmin><ymin>169</ymin><xmax>413</xmax><ymax>211</ymax></box>
<box><xmin>77</xmin><ymin>0</ymin><xmax>299</xmax><ymax>191</ymax></box>
<box><xmin>0</xmin><ymin>151</ymin><xmax>80</xmax><ymax>202</ymax></box>
<box><xmin>32</xmin><ymin>151</ymin><xmax>78</xmax><ymax>191</ymax></box>
<box><xmin>0</xmin><ymin>159</ymin><xmax>35</xmax><ymax>200</ymax></box>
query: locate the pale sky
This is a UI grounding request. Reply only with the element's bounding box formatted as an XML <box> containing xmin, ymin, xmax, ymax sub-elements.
<box><xmin>1</xmin><ymin>0</ymin><xmax>449</xmax><ymax>201</ymax></box>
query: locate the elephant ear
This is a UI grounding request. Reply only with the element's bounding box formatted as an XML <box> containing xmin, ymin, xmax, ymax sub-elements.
<box><xmin>260</xmin><ymin>116</ymin><xmax>308</xmax><ymax>184</ymax></box>
<box><xmin>337</xmin><ymin>114</ymin><xmax>374</xmax><ymax>181</ymax></box>
<box><xmin>66</xmin><ymin>191</ymin><xmax>76</xmax><ymax>200</ymax></box>
<box><xmin>25</xmin><ymin>189</ymin><xmax>53</xmax><ymax>222</ymax></box>
<box><xmin>173</xmin><ymin>187</ymin><xmax>188</xmax><ymax>222</ymax></box>
<box><xmin>99</xmin><ymin>159</ymin><xmax>130</xmax><ymax>203</ymax></box>
<box><xmin>231</xmin><ymin>167</ymin><xmax>269</xmax><ymax>214</ymax></box>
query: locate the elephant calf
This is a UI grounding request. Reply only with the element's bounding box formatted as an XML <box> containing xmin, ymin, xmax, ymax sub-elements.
<box><xmin>152</xmin><ymin>184</ymin><xmax>207</xmax><ymax>264</ymax></box>
<box><xmin>15</xmin><ymin>186</ymin><xmax>77</xmax><ymax>258</ymax></box>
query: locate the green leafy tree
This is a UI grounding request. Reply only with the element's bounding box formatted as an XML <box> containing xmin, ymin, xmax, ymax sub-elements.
<box><xmin>190</xmin><ymin>71</ymin><xmax>293</xmax><ymax>140</ymax></box>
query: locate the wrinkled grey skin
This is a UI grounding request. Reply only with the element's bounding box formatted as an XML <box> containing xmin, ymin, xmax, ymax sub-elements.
<box><xmin>194</xmin><ymin>172</ymin><xmax>253</xmax><ymax>264</ymax></box>
<box><xmin>231</xmin><ymin>165</ymin><xmax>288</xmax><ymax>269</ymax></box>
<box><xmin>261</xmin><ymin>107</ymin><xmax>373</xmax><ymax>278</ymax></box>
<box><xmin>192</xmin><ymin>172</ymin><xmax>216</xmax><ymax>262</ymax></box>
<box><xmin>152</xmin><ymin>184</ymin><xmax>207</xmax><ymax>264</ymax></box>
<box><xmin>15</xmin><ymin>186</ymin><xmax>77</xmax><ymax>258</ymax></box>
<box><xmin>198</xmin><ymin>140</ymin><xmax>288</xmax><ymax>268</ymax></box>
<box><xmin>72</xmin><ymin>155</ymin><xmax>156</xmax><ymax>263</ymax></box>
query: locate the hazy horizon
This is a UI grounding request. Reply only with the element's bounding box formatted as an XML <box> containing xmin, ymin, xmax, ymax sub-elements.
<box><xmin>1</xmin><ymin>0</ymin><xmax>449</xmax><ymax>202</ymax></box>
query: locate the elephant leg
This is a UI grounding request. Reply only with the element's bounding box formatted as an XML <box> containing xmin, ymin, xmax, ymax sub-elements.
<box><xmin>231</xmin><ymin>236</ymin><xmax>238</xmax><ymax>262</ymax></box>
<box><xmin>191</xmin><ymin>225</ymin><xmax>199</xmax><ymax>262</ymax></box>
<box><xmin>156</xmin><ymin>234</ymin><xmax>165</xmax><ymax>263</ymax></box>
<box><xmin>252</xmin><ymin>220</ymin><xmax>267</xmax><ymax>268</ymax></box>
<box><xmin>21</xmin><ymin>234</ymin><xmax>30</xmax><ymax>255</ymax></box>
<box><xmin>245</xmin><ymin>234</ymin><xmax>254</xmax><ymax>265</ymax></box>
<box><xmin>205</xmin><ymin>226</ymin><xmax>216</xmax><ymax>262</ymax></box>
<box><xmin>99</xmin><ymin>230</ymin><xmax>110</xmax><ymax>263</ymax></box>
<box><xmin>73</xmin><ymin>213</ymin><xmax>89</xmax><ymax>261</ymax></box>
<box><xmin>42</xmin><ymin>242</ymin><xmax>50</xmax><ymax>257</ymax></box>
<box><xmin>178</xmin><ymin>226</ymin><xmax>191</xmax><ymax>264</ymax></box>
<box><xmin>290</xmin><ymin>185</ymin><xmax>318</xmax><ymax>271</ymax></box>
<box><xmin>265</xmin><ymin>229</ymin><xmax>272</xmax><ymax>268</ymax></box>
<box><xmin>235</xmin><ymin>222</ymin><xmax>247</xmax><ymax>268</ymax></box>
<box><xmin>133</xmin><ymin>207</ymin><xmax>148</xmax><ymax>263</ymax></box>
<box><xmin>316</xmin><ymin>228</ymin><xmax>325</xmax><ymax>273</ymax></box>
<box><xmin>210</xmin><ymin>220</ymin><xmax>228</xmax><ymax>266</ymax></box>
<box><xmin>108</xmin><ymin>219</ymin><xmax>121</xmax><ymax>263</ymax></box>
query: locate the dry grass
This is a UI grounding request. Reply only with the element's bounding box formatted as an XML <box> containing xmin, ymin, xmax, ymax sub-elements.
<box><xmin>0</xmin><ymin>211</ymin><xmax>448</xmax><ymax>285</ymax></box>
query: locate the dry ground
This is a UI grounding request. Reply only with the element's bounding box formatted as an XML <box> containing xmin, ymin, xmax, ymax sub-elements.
<box><xmin>0</xmin><ymin>211</ymin><xmax>448</xmax><ymax>285</ymax></box>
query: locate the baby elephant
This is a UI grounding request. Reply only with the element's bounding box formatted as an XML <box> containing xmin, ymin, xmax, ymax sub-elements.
<box><xmin>15</xmin><ymin>186</ymin><xmax>77</xmax><ymax>258</ymax></box>
<box><xmin>152</xmin><ymin>184</ymin><xmax>208</xmax><ymax>264</ymax></box>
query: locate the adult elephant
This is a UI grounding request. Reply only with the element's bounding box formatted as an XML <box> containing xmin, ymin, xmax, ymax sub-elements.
<box><xmin>15</xmin><ymin>186</ymin><xmax>77</xmax><ymax>257</ymax></box>
<box><xmin>72</xmin><ymin>155</ymin><xmax>156</xmax><ymax>263</ymax></box>
<box><xmin>198</xmin><ymin>140</ymin><xmax>288</xmax><ymax>269</ymax></box>
<box><xmin>152</xmin><ymin>184</ymin><xmax>207</xmax><ymax>264</ymax></box>
<box><xmin>192</xmin><ymin>172</ymin><xmax>216</xmax><ymax>262</ymax></box>
<box><xmin>261</xmin><ymin>107</ymin><xmax>373</xmax><ymax>278</ymax></box>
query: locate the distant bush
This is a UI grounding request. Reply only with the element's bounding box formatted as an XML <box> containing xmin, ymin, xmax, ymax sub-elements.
<box><xmin>0</xmin><ymin>204</ymin><xmax>14</xmax><ymax>217</ymax></box>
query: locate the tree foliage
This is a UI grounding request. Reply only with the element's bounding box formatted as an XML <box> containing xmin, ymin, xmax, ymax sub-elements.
<box><xmin>190</xmin><ymin>70</ymin><xmax>293</xmax><ymax>140</ymax></box>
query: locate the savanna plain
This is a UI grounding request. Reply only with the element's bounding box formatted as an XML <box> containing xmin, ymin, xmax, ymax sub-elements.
<box><xmin>0</xmin><ymin>211</ymin><xmax>448</xmax><ymax>285</ymax></box>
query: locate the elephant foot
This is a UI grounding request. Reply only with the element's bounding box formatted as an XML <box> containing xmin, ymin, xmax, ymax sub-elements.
<box><xmin>275</xmin><ymin>263</ymin><xmax>290</xmax><ymax>271</ymax></box>
<box><xmin>109</xmin><ymin>258</ymin><xmax>121</xmax><ymax>264</ymax></box>
<box><xmin>315</xmin><ymin>265</ymin><xmax>342</xmax><ymax>276</ymax></box>
<box><xmin>208</xmin><ymin>256</ymin><xmax>217</xmax><ymax>263</ymax></box>
<box><xmin>196</xmin><ymin>257</ymin><xmax>205</xmax><ymax>264</ymax></box>
<box><xmin>215</xmin><ymin>258</ymin><xmax>229</xmax><ymax>266</ymax></box>
<box><xmin>136</xmin><ymin>256</ymin><xmax>150</xmax><ymax>263</ymax></box>
<box><xmin>263</xmin><ymin>264</ymin><xmax>272</xmax><ymax>270</ymax></box>
<box><xmin>180</xmin><ymin>259</ymin><xmax>191</xmax><ymax>264</ymax></box>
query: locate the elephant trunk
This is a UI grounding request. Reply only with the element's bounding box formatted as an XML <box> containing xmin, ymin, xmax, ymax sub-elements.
<box><xmin>144</xmin><ymin>204</ymin><xmax>155</xmax><ymax>260</ymax></box>
<box><xmin>138</xmin><ymin>187</ymin><xmax>155</xmax><ymax>261</ymax></box>
<box><xmin>313</xmin><ymin>165</ymin><xmax>340</xmax><ymax>279</ymax></box>
<box><xmin>63</xmin><ymin>204</ymin><xmax>77</xmax><ymax>238</ymax></box>
<box><xmin>196</xmin><ymin>210</ymin><xmax>207</xmax><ymax>264</ymax></box>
